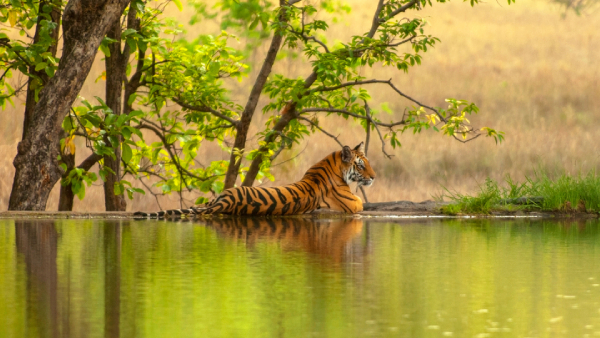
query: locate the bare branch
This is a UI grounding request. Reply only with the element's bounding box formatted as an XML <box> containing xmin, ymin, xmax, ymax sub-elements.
<box><xmin>304</xmin><ymin>35</ymin><xmax>330</xmax><ymax>53</ymax></box>
<box><xmin>360</xmin><ymin>186</ymin><xmax>369</xmax><ymax>203</ymax></box>
<box><xmin>365</xmin><ymin>117</ymin><xmax>371</xmax><ymax>156</ymax></box>
<box><xmin>364</xmin><ymin>101</ymin><xmax>392</xmax><ymax>159</ymax></box>
<box><xmin>384</xmin><ymin>80</ymin><xmax>446</xmax><ymax>122</ymax></box>
<box><xmin>300</xmin><ymin>107</ymin><xmax>407</xmax><ymax>128</ymax></box>
<box><xmin>137</xmin><ymin>174</ymin><xmax>164</xmax><ymax>210</ymax></box>
<box><xmin>367</xmin><ymin>0</ymin><xmax>386</xmax><ymax>39</ymax></box>
<box><xmin>271</xmin><ymin>142</ymin><xmax>309</xmax><ymax>167</ymax></box>
<box><xmin>383</xmin><ymin>0</ymin><xmax>420</xmax><ymax>24</ymax></box>
<box><xmin>453</xmin><ymin>133</ymin><xmax>482</xmax><ymax>143</ymax></box>
<box><xmin>309</xmin><ymin>79</ymin><xmax>391</xmax><ymax>94</ymax></box>
<box><xmin>298</xmin><ymin>116</ymin><xmax>343</xmax><ymax>147</ymax></box>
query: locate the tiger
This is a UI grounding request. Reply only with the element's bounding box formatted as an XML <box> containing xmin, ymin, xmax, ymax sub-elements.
<box><xmin>133</xmin><ymin>142</ymin><xmax>375</xmax><ymax>218</ymax></box>
<box><xmin>204</xmin><ymin>217</ymin><xmax>364</xmax><ymax>265</ymax></box>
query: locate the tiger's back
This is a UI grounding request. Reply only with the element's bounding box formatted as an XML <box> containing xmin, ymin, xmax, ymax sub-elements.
<box><xmin>133</xmin><ymin>142</ymin><xmax>375</xmax><ymax>218</ymax></box>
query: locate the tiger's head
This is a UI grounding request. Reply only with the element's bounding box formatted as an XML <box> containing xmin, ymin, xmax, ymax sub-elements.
<box><xmin>341</xmin><ymin>142</ymin><xmax>376</xmax><ymax>189</ymax></box>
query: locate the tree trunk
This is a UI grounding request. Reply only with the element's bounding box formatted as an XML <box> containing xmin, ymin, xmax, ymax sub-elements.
<box><xmin>242</xmin><ymin>72</ymin><xmax>318</xmax><ymax>187</ymax></box>
<box><xmin>103</xmin><ymin>18</ymin><xmax>127</xmax><ymax>211</ymax></box>
<box><xmin>57</xmin><ymin>132</ymin><xmax>76</xmax><ymax>211</ymax></box>
<box><xmin>58</xmin><ymin>4</ymin><xmax>139</xmax><ymax>211</ymax></box>
<box><xmin>9</xmin><ymin>0</ymin><xmax>131</xmax><ymax>211</ymax></box>
<box><xmin>222</xmin><ymin>1</ymin><xmax>288</xmax><ymax>189</ymax></box>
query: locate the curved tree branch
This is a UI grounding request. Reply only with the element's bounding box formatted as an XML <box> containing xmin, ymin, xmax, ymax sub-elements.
<box><xmin>173</xmin><ymin>98</ymin><xmax>240</xmax><ymax>127</ymax></box>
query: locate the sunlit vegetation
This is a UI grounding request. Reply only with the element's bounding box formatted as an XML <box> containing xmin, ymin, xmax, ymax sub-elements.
<box><xmin>441</xmin><ymin>170</ymin><xmax>600</xmax><ymax>214</ymax></box>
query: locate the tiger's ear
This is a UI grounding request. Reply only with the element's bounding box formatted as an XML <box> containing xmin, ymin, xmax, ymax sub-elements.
<box><xmin>354</xmin><ymin>142</ymin><xmax>365</xmax><ymax>153</ymax></box>
<box><xmin>341</xmin><ymin>146</ymin><xmax>353</xmax><ymax>163</ymax></box>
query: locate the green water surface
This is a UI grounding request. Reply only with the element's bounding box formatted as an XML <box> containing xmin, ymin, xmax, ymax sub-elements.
<box><xmin>1</xmin><ymin>217</ymin><xmax>600</xmax><ymax>338</ymax></box>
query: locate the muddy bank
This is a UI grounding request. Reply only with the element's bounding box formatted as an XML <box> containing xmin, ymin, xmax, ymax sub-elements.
<box><xmin>1</xmin><ymin>200</ymin><xmax>597</xmax><ymax>219</ymax></box>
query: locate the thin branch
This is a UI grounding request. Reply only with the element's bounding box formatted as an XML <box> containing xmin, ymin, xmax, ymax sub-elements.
<box><xmin>364</xmin><ymin>101</ymin><xmax>392</xmax><ymax>159</ymax></box>
<box><xmin>453</xmin><ymin>133</ymin><xmax>482</xmax><ymax>143</ymax></box>
<box><xmin>388</xmin><ymin>35</ymin><xmax>416</xmax><ymax>47</ymax></box>
<box><xmin>0</xmin><ymin>64</ymin><xmax>13</xmax><ymax>83</ymax></box>
<box><xmin>137</xmin><ymin>174</ymin><xmax>164</xmax><ymax>211</ymax></box>
<box><xmin>269</xmin><ymin>142</ymin><xmax>286</xmax><ymax>161</ymax></box>
<box><xmin>304</xmin><ymin>35</ymin><xmax>330</xmax><ymax>53</ymax></box>
<box><xmin>360</xmin><ymin>186</ymin><xmax>369</xmax><ymax>203</ymax></box>
<box><xmin>300</xmin><ymin>107</ymin><xmax>407</xmax><ymax>128</ymax></box>
<box><xmin>309</xmin><ymin>79</ymin><xmax>391</xmax><ymax>94</ymax></box>
<box><xmin>365</xmin><ymin>117</ymin><xmax>371</xmax><ymax>156</ymax></box>
<box><xmin>298</xmin><ymin>116</ymin><xmax>343</xmax><ymax>147</ymax></box>
<box><xmin>383</xmin><ymin>0</ymin><xmax>420</xmax><ymax>24</ymax></box>
<box><xmin>271</xmin><ymin>142</ymin><xmax>309</xmax><ymax>167</ymax></box>
<box><xmin>173</xmin><ymin>98</ymin><xmax>240</xmax><ymax>126</ymax></box>
<box><xmin>385</xmin><ymin>80</ymin><xmax>446</xmax><ymax>121</ymax></box>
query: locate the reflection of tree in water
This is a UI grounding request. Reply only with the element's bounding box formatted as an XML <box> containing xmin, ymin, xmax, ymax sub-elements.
<box><xmin>204</xmin><ymin>217</ymin><xmax>366</xmax><ymax>265</ymax></box>
<box><xmin>15</xmin><ymin>220</ymin><xmax>59</xmax><ymax>338</ymax></box>
<box><xmin>14</xmin><ymin>220</ymin><xmax>123</xmax><ymax>338</ymax></box>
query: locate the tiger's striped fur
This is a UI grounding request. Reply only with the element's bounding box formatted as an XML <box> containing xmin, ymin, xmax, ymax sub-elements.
<box><xmin>133</xmin><ymin>142</ymin><xmax>375</xmax><ymax>218</ymax></box>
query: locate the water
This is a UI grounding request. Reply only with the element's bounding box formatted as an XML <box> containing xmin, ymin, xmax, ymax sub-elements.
<box><xmin>1</xmin><ymin>217</ymin><xmax>600</xmax><ymax>338</ymax></box>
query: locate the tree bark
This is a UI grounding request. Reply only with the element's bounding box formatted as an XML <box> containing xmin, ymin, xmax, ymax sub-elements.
<box><xmin>9</xmin><ymin>0</ymin><xmax>131</xmax><ymax>211</ymax></box>
<box><xmin>103</xmin><ymin>17</ymin><xmax>127</xmax><ymax>211</ymax></box>
<box><xmin>222</xmin><ymin>0</ymin><xmax>288</xmax><ymax>189</ymax></box>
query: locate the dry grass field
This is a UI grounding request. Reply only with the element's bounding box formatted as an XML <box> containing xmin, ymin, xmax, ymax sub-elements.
<box><xmin>0</xmin><ymin>0</ymin><xmax>599</xmax><ymax>211</ymax></box>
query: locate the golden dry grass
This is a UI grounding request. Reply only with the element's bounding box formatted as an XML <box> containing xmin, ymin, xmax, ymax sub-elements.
<box><xmin>1</xmin><ymin>0</ymin><xmax>599</xmax><ymax>211</ymax></box>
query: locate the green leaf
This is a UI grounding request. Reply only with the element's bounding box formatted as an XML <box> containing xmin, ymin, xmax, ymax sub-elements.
<box><xmin>248</xmin><ymin>17</ymin><xmax>259</xmax><ymax>31</ymax></box>
<box><xmin>99</xmin><ymin>43</ymin><xmax>111</xmax><ymax>57</ymax></box>
<box><xmin>62</xmin><ymin>116</ymin><xmax>74</xmax><ymax>132</ymax></box>
<box><xmin>35</xmin><ymin>62</ymin><xmax>47</xmax><ymax>71</ymax></box>
<box><xmin>173</xmin><ymin>0</ymin><xmax>183</xmax><ymax>11</ymax></box>
<box><xmin>44</xmin><ymin>66</ymin><xmax>55</xmax><ymax>77</ymax></box>
<box><xmin>114</xmin><ymin>182</ymin><xmax>123</xmax><ymax>196</ymax></box>
<box><xmin>122</xmin><ymin>143</ymin><xmax>133</xmax><ymax>164</ymax></box>
<box><xmin>76</xmin><ymin>183</ymin><xmax>86</xmax><ymax>200</ymax></box>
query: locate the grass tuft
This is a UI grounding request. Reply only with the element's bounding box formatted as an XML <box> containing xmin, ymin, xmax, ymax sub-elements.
<box><xmin>442</xmin><ymin>170</ymin><xmax>600</xmax><ymax>215</ymax></box>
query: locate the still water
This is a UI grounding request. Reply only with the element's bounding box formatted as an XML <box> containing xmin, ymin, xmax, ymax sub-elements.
<box><xmin>1</xmin><ymin>217</ymin><xmax>600</xmax><ymax>338</ymax></box>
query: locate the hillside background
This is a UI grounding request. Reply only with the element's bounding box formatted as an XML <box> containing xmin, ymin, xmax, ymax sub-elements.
<box><xmin>0</xmin><ymin>0</ymin><xmax>598</xmax><ymax>211</ymax></box>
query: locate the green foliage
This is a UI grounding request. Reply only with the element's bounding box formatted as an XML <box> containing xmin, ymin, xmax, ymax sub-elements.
<box><xmin>442</xmin><ymin>170</ymin><xmax>600</xmax><ymax>214</ymax></box>
<box><xmin>2</xmin><ymin>0</ymin><xmax>510</xmax><ymax>207</ymax></box>
<box><xmin>61</xmin><ymin>167</ymin><xmax>97</xmax><ymax>200</ymax></box>
<box><xmin>0</xmin><ymin>0</ymin><xmax>61</xmax><ymax>108</ymax></box>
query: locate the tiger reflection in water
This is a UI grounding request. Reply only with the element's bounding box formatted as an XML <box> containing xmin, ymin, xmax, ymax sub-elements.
<box><xmin>204</xmin><ymin>217</ymin><xmax>364</xmax><ymax>264</ymax></box>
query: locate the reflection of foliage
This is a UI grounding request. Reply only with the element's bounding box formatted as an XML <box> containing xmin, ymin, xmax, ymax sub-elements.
<box><xmin>3</xmin><ymin>219</ymin><xmax>600</xmax><ymax>337</ymax></box>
